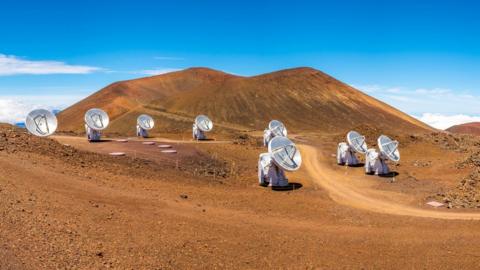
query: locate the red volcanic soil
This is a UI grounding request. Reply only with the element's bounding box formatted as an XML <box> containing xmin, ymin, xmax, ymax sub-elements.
<box><xmin>446</xmin><ymin>122</ymin><xmax>480</xmax><ymax>136</ymax></box>
<box><xmin>3</xmin><ymin>123</ymin><xmax>480</xmax><ymax>268</ymax></box>
<box><xmin>57</xmin><ymin>67</ymin><xmax>432</xmax><ymax>136</ymax></box>
<box><xmin>6</xmin><ymin>68</ymin><xmax>480</xmax><ymax>269</ymax></box>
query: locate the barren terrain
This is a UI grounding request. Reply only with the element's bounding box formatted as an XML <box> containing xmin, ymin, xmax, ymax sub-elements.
<box><xmin>3</xmin><ymin>68</ymin><xmax>480</xmax><ymax>269</ymax></box>
<box><xmin>57</xmin><ymin>67</ymin><xmax>431</xmax><ymax>135</ymax></box>
<box><xmin>3</xmin><ymin>123</ymin><xmax>480</xmax><ymax>269</ymax></box>
<box><xmin>447</xmin><ymin>122</ymin><xmax>480</xmax><ymax>136</ymax></box>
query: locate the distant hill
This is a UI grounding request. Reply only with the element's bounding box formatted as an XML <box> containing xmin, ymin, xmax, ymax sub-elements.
<box><xmin>57</xmin><ymin>67</ymin><xmax>433</xmax><ymax>136</ymax></box>
<box><xmin>446</xmin><ymin>122</ymin><xmax>480</xmax><ymax>136</ymax></box>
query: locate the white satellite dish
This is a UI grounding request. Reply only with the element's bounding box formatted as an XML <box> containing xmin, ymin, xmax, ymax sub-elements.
<box><xmin>378</xmin><ymin>135</ymin><xmax>400</xmax><ymax>163</ymax></box>
<box><xmin>25</xmin><ymin>109</ymin><xmax>57</xmax><ymax>137</ymax></box>
<box><xmin>258</xmin><ymin>136</ymin><xmax>302</xmax><ymax>188</ymax></box>
<box><xmin>337</xmin><ymin>130</ymin><xmax>368</xmax><ymax>166</ymax></box>
<box><xmin>269</xmin><ymin>136</ymin><xmax>302</xmax><ymax>172</ymax></box>
<box><xmin>193</xmin><ymin>115</ymin><xmax>213</xmax><ymax>140</ymax></box>
<box><xmin>365</xmin><ymin>135</ymin><xmax>400</xmax><ymax>175</ymax></box>
<box><xmin>195</xmin><ymin>115</ymin><xmax>213</xmax><ymax>132</ymax></box>
<box><xmin>84</xmin><ymin>108</ymin><xmax>109</xmax><ymax>142</ymax></box>
<box><xmin>137</xmin><ymin>114</ymin><xmax>154</xmax><ymax>130</ymax></box>
<box><xmin>347</xmin><ymin>131</ymin><xmax>368</xmax><ymax>154</ymax></box>
<box><xmin>137</xmin><ymin>114</ymin><xmax>154</xmax><ymax>138</ymax></box>
<box><xmin>85</xmin><ymin>109</ymin><xmax>109</xmax><ymax>131</ymax></box>
<box><xmin>269</xmin><ymin>120</ymin><xmax>287</xmax><ymax>137</ymax></box>
<box><xmin>263</xmin><ymin>120</ymin><xmax>287</xmax><ymax>147</ymax></box>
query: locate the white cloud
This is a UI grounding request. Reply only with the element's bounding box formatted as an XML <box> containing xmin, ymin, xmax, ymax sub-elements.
<box><xmin>351</xmin><ymin>84</ymin><xmax>480</xmax><ymax>130</ymax></box>
<box><xmin>416</xmin><ymin>113</ymin><xmax>480</xmax><ymax>130</ymax></box>
<box><xmin>386</xmin><ymin>95</ymin><xmax>417</xmax><ymax>103</ymax></box>
<box><xmin>0</xmin><ymin>54</ymin><xmax>102</xmax><ymax>76</ymax></box>
<box><xmin>136</xmin><ymin>68</ymin><xmax>180</xmax><ymax>76</ymax></box>
<box><xmin>414</xmin><ymin>88</ymin><xmax>451</xmax><ymax>95</ymax></box>
<box><xmin>0</xmin><ymin>95</ymin><xmax>84</xmax><ymax>124</ymax></box>
<box><xmin>0</xmin><ymin>99</ymin><xmax>35</xmax><ymax>124</ymax></box>
<box><xmin>385</xmin><ymin>87</ymin><xmax>402</xmax><ymax>93</ymax></box>
<box><xmin>352</xmin><ymin>84</ymin><xmax>480</xmax><ymax>116</ymax></box>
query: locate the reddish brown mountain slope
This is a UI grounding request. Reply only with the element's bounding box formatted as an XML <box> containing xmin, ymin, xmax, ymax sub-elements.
<box><xmin>58</xmin><ymin>67</ymin><xmax>432</xmax><ymax>135</ymax></box>
<box><xmin>446</xmin><ymin>122</ymin><xmax>480</xmax><ymax>136</ymax></box>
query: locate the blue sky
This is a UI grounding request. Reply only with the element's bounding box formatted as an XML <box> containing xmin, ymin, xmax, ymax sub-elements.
<box><xmin>1</xmin><ymin>0</ymin><xmax>480</xmax><ymax>128</ymax></box>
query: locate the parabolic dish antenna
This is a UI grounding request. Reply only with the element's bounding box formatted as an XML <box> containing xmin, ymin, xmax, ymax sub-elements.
<box><xmin>195</xmin><ymin>115</ymin><xmax>213</xmax><ymax>132</ymax></box>
<box><xmin>137</xmin><ymin>114</ymin><xmax>154</xmax><ymax>130</ymax></box>
<box><xmin>268</xmin><ymin>136</ymin><xmax>302</xmax><ymax>171</ymax></box>
<box><xmin>85</xmin><ymin>108</ymin><xmax>109</xmax><ymax>130</ymax></box>
<box><xmin>378</xmin><ymin>135</ymin><xmax>400</xmax><ymax>162</ymax></box>
<box><xmin>25</xmin><ymin>109</ymin><xmax>58</xmax><ymax>137</ymax></box>
<box><xmin>268</xmin><ymin>120</ymin><xmax>287</xmax><ymax>137</ymax></box>
<box><xmin>347</xmin><ymin>130</ymin><xmax>368</xmax><ymax>154</ymax></box>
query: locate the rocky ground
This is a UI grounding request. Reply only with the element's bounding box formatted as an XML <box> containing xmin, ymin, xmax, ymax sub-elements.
<box><xmin>333</xmin><ymin>124</ymin><xmax>480</xmax><ymax>209</ymax></box>
<box><xmin>3</xmin><ymin>124</ymin><xmax>480</xmax><ymax>269</ymax></box>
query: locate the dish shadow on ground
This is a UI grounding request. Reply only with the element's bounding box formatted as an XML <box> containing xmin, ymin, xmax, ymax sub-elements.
<box><xmin>337</xmin><ymin>163</ymin><xmax>365</xmax><ymax>167</ymax></box>
<box><xmin>195</xmin><ymin>138</ymin><xmax>216</xmax><ymax>141</ymax></box>
<box><xmin>271</xmin><ymin>182</ymin><xmax>303</xmax><ymax>191</ymax></box>
<box><xmin>378</xmin><ymin>171</ymin><xmax>399</xmax><ymax>178</ymax></box>
<box><xmin>88</xmin><ymin>139</ymin><xmax>113</xmax><ymax>143</ymax></box>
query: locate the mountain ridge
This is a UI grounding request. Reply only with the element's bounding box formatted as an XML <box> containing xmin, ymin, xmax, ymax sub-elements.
<box><xmin>446</xmin><ymin>122</ymin><xmax>480</xmax><ymax>136</ymax></box>
<box><xmin>57</xmin><ymin>67</ymin><xmax>433</xmax><ymax>136</ymax></box>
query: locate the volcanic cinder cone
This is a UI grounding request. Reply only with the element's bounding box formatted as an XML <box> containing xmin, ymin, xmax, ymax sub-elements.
<box><xmin>58</xmin><ymin>67</ymin><xmax>433</xmax><ymax>135</ymax></box>
<box><xmin>446</xmin><ymin>122</ymin><xmax>480</xmax><ymax>136</ymax></box>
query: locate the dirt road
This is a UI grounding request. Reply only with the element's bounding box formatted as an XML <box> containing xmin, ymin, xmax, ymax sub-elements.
<box><xmin>3</xmin><ymin>130</ymin><xmax>480</xmax><ymax>269</ymax></box>
<box><xmin>301</xmin><ymin>144</ymin><xmax>480</xmax><ymax>220</ymax></box>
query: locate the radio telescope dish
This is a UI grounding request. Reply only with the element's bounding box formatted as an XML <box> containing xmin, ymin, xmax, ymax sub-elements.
<box><xmin>25</xmin><ymin>109</ymin><xmax>57</xmax><ymax>137</ymax></box>
<box><xmin>195</xmin><ymin>115</ymin><xmax>213</xmax><ymax>132</ymax></box>
<box><xmin>365</xmin><ymin>135</ymin><xmax>399</xmax><ymax>175</ymax></box>
<box><xmin>347</xmin><ymin>131</ymin><xmax>368</xmax><ymax>154</ymax></box>
<box><xmin>258</xmin><ymin>136</ymin><xmax>302</xmax><ymax>188</ymax></box>
<box><xmin>378</xmin><ymin>135</ymin><xmax>400</xmax><ymax>162</ymax></box>
<box><xmin>268</xmin><ymin>120</ymin><xmax>287</xmax><ymax>137</ymax></box>
<box><xmin>137</xmin><ymin>114</ymin><xmax>154</xmax><ymax>130</ymax></box>
<box><xmin>268</xmin><ymin>136</ymin><xmax>302</xmax><ymax>172</ymax></box>
<box><xmin>263</xmin><ymin>120</ymin><xmax>287</xmax><ymax>147</ymax></box>
<box><xmin>337</xmin><ymin>131</ymin><xmax>368</xmax><ymax>166</ymax></box>
<box><xmin>85</xmin><ymin>109</ymin><xmax>109</xmax><ymax>130</ymax></box>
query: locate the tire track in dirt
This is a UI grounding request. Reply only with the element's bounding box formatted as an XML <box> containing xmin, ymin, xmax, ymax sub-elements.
<box><xmin>300</xmin><ymin>144</ymin><xmax>480</xmax><ymax>220</ymax></box>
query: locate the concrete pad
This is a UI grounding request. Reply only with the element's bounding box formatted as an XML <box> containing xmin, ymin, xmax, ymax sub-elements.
<box><xmin>426</xmin><ymin>201</ymin><xmax>444</xmax><ymax>208</ymax></box>
<box><xmin>109</xmin><ymin>152</ymin><xmax>126</xmax><ymax>156</ymax></box>
<box><xmin>158</xmin><ymin>144</ymin><xmax>172</xmax><ymax>148</ymax></box>
<box><xmin>142</xmin><ymin>141</ymin><xmax>156</xmax><ymax>145</ymax></box>
<box><xmin>161</xmin><ymin>149</ymin><xmax>177</xmax><ymax>154</ymax></box>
